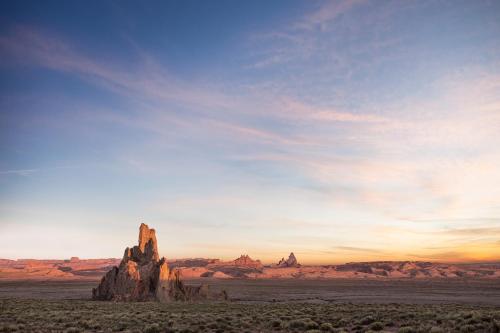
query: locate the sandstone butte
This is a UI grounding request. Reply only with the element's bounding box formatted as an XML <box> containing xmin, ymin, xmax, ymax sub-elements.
<box><xmin>92</xmin><ymin>223</ymin><xmax>227</xmax><ymax>302</ymax></box>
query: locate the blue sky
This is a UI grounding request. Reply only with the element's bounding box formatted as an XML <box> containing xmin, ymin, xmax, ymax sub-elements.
<box><xmin>1</xmin><ymin>0</ymin><xmax>500</xmax><ymax>263</ymax></box>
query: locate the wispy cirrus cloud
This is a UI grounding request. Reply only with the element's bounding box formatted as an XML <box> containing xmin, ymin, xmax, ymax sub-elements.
<box><xmin>278</xmin><ymin>98</ymin><xmax>391</xmax><ymax>123</ymax></box>
<box><xmin>0</xmin><ymin>169</ymin><xmax>37</xmax><ymax>176</ymax></box>
<box><xmin>0</xmin><ymin>25</ymin><xmax>236</xmax><ymax>111</ymax></box>
<box><xmin>333</xmin><ymin>246</ymin><xmax>385</xmax><ymax>254</ymax></box>
<box><xmin>2</xmin><ymin>1</ymin><xmax>500</xmax><ymax>263</ymax></box>
<box><xmin>0</xmin><ymin>26</ymin><xmax>287</xmax><ymax>148</ymax></box>
<box><xmin>0</xmin><ymin>25</ymin><xmax>390</xmax><ymax>150</ymax></box>
<box><xmin>438</xmin><ymin>227</ymin><xmax>500</xmax><ymax>237</ymax></box>
<box><xmin>246</xmin><ymin>0</ymin><xmax>395</xmax><ymax>72</ymax></box>
<box><xmin>296</xmin><ymin>0</ymin><xmax>367</xmax><ymax>31</ymax></box>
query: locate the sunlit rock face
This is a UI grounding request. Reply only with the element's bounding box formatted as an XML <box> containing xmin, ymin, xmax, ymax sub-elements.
<box><xmin>137</xmin><ymin>223</ymin><xmax>159</xmax><ymax>262</ymax></box>
<box><xmin>92</xmin><ymin>223</ymin><xmax>227</xmax><ymax>302</ymax></box>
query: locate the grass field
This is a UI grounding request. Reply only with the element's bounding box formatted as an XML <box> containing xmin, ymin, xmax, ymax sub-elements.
<box><xmin>1</xmin><ymin>298</ymin><xmax>500</xmax><ymax>333</ymax></box>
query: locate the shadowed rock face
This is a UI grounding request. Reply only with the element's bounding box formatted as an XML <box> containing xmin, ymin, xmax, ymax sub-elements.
<box><xmin>278</xmin><ymin>252</ymin><xmax>300</xmax><ymax>267</ymax></box>
<box><xmin>92</xmin><ymin>223</ymin><xmax>227</xmax><ymax>302</ymax></box>
<box><xmin>167</xmin><ymin>270</ymin><xmax>228</xmax><ymax>301</ymax></box>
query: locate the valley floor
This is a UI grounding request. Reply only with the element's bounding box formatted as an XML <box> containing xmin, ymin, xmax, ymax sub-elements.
<box><xmin>1</xmin><ymin>278</ymin><xmax>500</xmax><ymax>305</ymax></box>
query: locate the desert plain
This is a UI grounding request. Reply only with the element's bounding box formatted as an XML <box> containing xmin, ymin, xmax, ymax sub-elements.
<box><xmin>1</xmin><ymin>256</ymin><xmax>500</xmax><ymax>332</ymax></box>
<box><xmin>1</xmin><ymin>226</ymin><xmax>500</xmax><ymax>333</ymax></box>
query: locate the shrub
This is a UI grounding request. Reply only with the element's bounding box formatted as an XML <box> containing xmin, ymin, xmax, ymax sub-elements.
<box><xmin>144</xmin><ymin>323</ymin><xmax>161</xmax><ymax>333</ymax></box>
<box><xmin>0</xmin><ymin>325</ymin><xmax>18</xmax><ymax>333</ymax></box>
<box><xmin>334</xmin><ymin>318</ymin><xmax>349</xmax><ymax>328</ymax></box>
<box><xmin>114</xmin><ymin>322</ymin><xmax>128</xmax><ymax>331</ymax></box>
<box><xmin>459</xmin><ymin>324</ymin><xmax>477</xmax><ymax>333</ymax></box>
<box><xmin>289</xmin><ymin>319</ymin><xmax>307</xmax><ymax>329</ymax></box>
<box><xmin>398</xmin><ymin>327</ymin><xmax>416</xmax><ymax>333</ymax></box>
<box><xmin>64</xmin><ymin>328</ymin><xmax>81</xmax><ymax>333</ymax></box>
<box><xmin>270</xmin><ymin>319</ymin><xmax>283</xmax><ymax>328</ymax></box>
<box><xmin>288</xmin><ymin>318</ymin><xmax>319</xmax><ymax>330</ymax></box>
<box><xmin>361</xmin><ymin>316</ymin><xmax>375</xmax><ymax>325</ymax></box>
<box><xmin>319</xmin><ymin>322</ymin><xmax>333</xmax><ymax>331</ymax></box>
<box><xmin>370</xmin><ymin>322</ymin><xmax>384</xmax><ymax>331</ymax></box>
<box><xmin>491</xmin><ymin>321</ymin><xmax>500</xmax><ymax>333</ymax></box>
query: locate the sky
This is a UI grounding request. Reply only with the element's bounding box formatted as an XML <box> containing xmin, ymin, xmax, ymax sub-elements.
<box><xmin>1</xmin><ymin>0</ymin><xmax>500</xmax><ymax>264</ymax></box>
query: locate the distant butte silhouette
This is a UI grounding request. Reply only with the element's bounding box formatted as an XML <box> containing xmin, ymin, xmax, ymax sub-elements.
<box><xmin>277</xmin><ymin>252</ymin><xmax>300</xmax><ymax>268</ymax></box>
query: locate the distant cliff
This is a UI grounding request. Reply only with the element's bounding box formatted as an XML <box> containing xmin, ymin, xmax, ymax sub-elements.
<box><xmin>2</xmin><ymin>256</ymin><xmax>499</xmax><ymax>281</ymax></box>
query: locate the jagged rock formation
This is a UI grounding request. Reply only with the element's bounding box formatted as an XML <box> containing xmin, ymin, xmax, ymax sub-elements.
<box><xmin>277</xmin><ymin>252</ymin><xmax>300</xmax><ymax>267</ymax></box>
<box><xmin>168</xmin><ymin>269</ymin><xmax>227</xmax><ymax>301</ymax></box>
<box><xmin>92</xmin><ymin>223</ymin><xmax>227</xmax><ymax>302</ymax></box>
<box><xmin>230</xmin><ymin>255</ymin><xmax>263</xmax><ymax>269</ymax></box>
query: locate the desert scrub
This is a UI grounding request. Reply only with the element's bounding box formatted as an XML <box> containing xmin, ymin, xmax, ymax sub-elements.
<box><xmin>143</xmin><ymin>323</ymin><xmax>162</xmax><ymax>333</ymax></box>
<box><xmin>370</xmin><ymin>321</ymin><xmax>384</xmax><ymax>331</ymax></box>
<box><xmin>319</xmin><ymin>322</ymin><xmax>333</xmax><ymax>331</ymax></box>
<box><xmin>288</xmin><ymin>318</ymin><xmax>319</xmax><ymax>330</ymax></box>
<box><xmin>360</xmin><ymin>315</ymin><xmax>375</xmax><ymax>325</ymax></box>
<box><xmin>269</xmin><ymin>319</ymin><xmax>283</xmax><ymax>329</ymax></box>
<box><xmin>398</xmin><ymin>327</ymin><xmax>417</xmax><ymax>333</ymax></box>
<box><xmin>0</xmin><ymin>324</ymin><xmax>19</xmax><ymax>333</ymax></box>
<box><xmin>1</xmin><ymin>299</ymin><xmax>499</xmax><ymax>333</ymax></box>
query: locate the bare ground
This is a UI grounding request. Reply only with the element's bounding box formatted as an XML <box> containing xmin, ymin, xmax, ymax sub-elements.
<box><xmin>1</xmin><ymin>278</ymin><xmax>499</xmax><ymax>305</ymax></box>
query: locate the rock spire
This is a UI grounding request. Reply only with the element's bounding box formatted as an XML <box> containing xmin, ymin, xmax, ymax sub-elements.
<box><xmin>92</xmin><ymin>223</ymin><xmax>226</xmax><ymax>302</ymax></box>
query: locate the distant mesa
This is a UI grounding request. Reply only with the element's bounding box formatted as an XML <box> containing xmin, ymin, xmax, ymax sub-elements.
<box><xmin>190</xmin><ymin>254</ymin><xmax>264</xmax><ymax>279</ymax></box>
<box><xmin>277</xmin><ymin>252</ymin><xmax>300</xmax><ymax>268</ymax></box>
<box><xmin>92</xmin><ymin>223</ymin><xmax>227</xmax><ymax>302</ymax></box>
<box><xmin>2</xmin><ymin>241</ymin><xmax>500</xmax><ymax>281</ymax></box>
<box><xmin>169</xmin><ymin>258</ymin><xmax>220</xmax><ymax>268</ymax></box>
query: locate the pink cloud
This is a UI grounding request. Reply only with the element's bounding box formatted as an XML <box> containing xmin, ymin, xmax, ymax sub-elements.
<box><xmin>298</xmin><ymin>0</ymin><xmax>367</xmax><ymax>31</ymax></box>
<box><xmin>281</xmin><ymin>98</ymin><xmax>391</xmax><ymax>123</ymax></box>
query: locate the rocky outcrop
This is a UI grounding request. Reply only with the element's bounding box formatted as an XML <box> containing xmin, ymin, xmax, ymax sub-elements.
<box><xmin>230</xmin><ymin>255</ymin><xmax>263</xmax><ymax>269</ymax></box>
<box><xmin>188</xmin><ymin>254</ymin><xmax>264</xmax><ymax>279</ymax></box>
<box><xmin>277</xmin><ymin>252</ymin><xmax>300</xmax><ymax>267</ymax></box>
<box><xmin>167</xmin><ymin>269</ymin><xmax>227</xmax><ymax>301</ymax></box>
<box><xmin>169</xmin><ymin>258</ymin><xmax>220</xmax><ymax>268</ymax></box>
<box><xmin>92</xmin><ymin>223</ymin><xmax>227</xmax><ymax>302</ymax></box>
<box><xmin>137</xmin><ymin>223</ymin><xmax>159</xmax><ymax>262</ymax></box>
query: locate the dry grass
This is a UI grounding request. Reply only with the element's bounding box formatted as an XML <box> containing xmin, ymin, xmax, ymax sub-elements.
<box><xmin>1</xmin><ymin>299</ymin><xmax>499</xmax><ymax>333</ymax></box>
